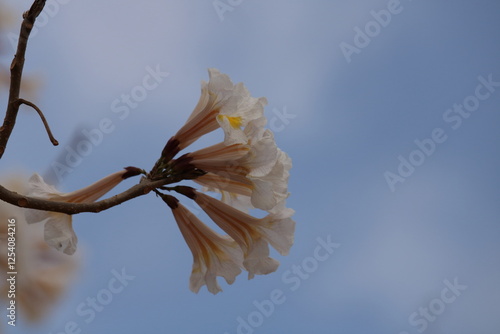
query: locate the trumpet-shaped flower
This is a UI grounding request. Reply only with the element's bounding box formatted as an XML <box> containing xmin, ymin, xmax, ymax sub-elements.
<box><xmin>186</xmin><ymin>190</ymin><xmax>295</xmax><ymax>279</ymax></box>
<box><xmin>188</xmin><ymin>116</ymin><xmax>292</xmax><ymax>214</ymax></box>
<box><xmin>164</xmin><ymin>195</ymin><xmax>243</xmax><ymax>294</ymax></box>
<box><xmin>172</xmin><ymin>68</ymin><xmax>267</xmax><ymax>150</ymax></box>
<box><xmin>25</xmin><ymin>168</ymin><xmax>140</xmax><ymax>255</ymax></box>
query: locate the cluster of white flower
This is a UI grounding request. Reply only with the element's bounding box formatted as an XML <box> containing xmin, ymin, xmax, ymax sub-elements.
<box><xmin>23</xmin><ymin>69</ymin><xmax>295</xmax><ymax>294</ymax></box>
<box><xmin>163</xmin><ymin>69</ymin><xmax>295</xmax><ymax>293</ymax></box>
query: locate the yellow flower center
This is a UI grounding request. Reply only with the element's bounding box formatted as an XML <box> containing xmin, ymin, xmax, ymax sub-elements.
<box><xmin>218</xmin><ymin>115</ymin><xmax>243</xmax><ymax>129</ymax></box>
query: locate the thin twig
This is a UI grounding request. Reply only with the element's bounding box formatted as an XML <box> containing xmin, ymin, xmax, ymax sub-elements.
<box><xmin>0</xmin><ymin>0</ymin><xmax>47</xmax><ymax>158</ymax></box>
<box><xmin>17</xmin><ymin>98</ymin><xmax>59</xmax><ymax>146</ymax></box>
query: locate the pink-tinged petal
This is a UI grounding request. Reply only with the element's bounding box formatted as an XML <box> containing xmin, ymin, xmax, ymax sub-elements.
<box><xmin>174</xmin><ymin>108</ymin><xmax>221</xmax><ymax>150</ymax></box>
<box><xmin>243</xmin><ymin>239</ymin><xmax>280</xmax><ymax>279</ymax></box>
<box><xmin>219</xmin><ymin>191</ymin><xmax>254</xmax><ymax>213</ymax></box>
<box><xmin>192</xmin><ymin>191</ymin><xmax>295</xmax><ymax>278</ymax></box>
<box><xmin>259</xmin><ymin>215</ymin><xmax>296</xmax><ymax>256</ymax></box>
<box><xmin>186</xmin><ymin>68</ymin><xmax>235</xmax><ymax>123</ymax></box>
<box><xmin>61</xmin><ymin>170</ymin><xmax>130</xmax><ymax>203</ymax></box>
<box><xmin>170</xmin><ymin>201</ymin><xmax>243</xmax><ymax>294</ymax></box>
<box><xmin>173</xmin><ymin>69</ymin><xmax>266</xmax><ymax>150</ymax></box>
<box><xmin>194</xmin><ymin>173</ymin><xmax>253</xmax><ymax>197</ymax></box>
<box><xmin>189</xmin><ymin>142</ymin><xmax>250</xmax><ymax>163</ymax></box>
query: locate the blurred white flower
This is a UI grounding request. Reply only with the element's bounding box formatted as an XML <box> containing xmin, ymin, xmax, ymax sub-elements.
<box><xmin>0</xmin><ymin>174</ymin><xmax>78</xmax><ymax>322</ymax></box>
<box><xmin>25</xmin><ymin>169</ymin><xmax>139</xmax><ymax>255</ymax></box>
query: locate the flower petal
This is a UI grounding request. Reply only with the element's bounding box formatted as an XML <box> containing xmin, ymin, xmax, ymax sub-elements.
<box><xmin>193</xmin><ymin>191</ymin><xmax>295</xmax><ymax>278</ymax></box>
<box><xmin>243</xmin><ymin>238</ymin><xmax>280</xmax><ymax>279</ymax></box>
<box><xmin>217</xmin><ymin>94</ymin><xmax>267</xmax><ymax>146</ymax></box>
<box><xmin>24</xmin><ymin>208</ymin><xmax>52</xmax><ymax>225</ymax></box>
<box><xmin>249</xmin><ymin>149</ymin><xmax>292</xmax><ymax>211</ymax></box>
<box><xmin>61</xmin><ymin>170</ymin><xmax>130</xmax><ymax>203</ymax></box>
<box><xmin>28</xmin><ymin>173</ymin><xmax>64</xmax><ymax>200</ymax></box>
<box><xmin>174</xmin><ymin>69</ymin><xmax>266</xmax><ymax>149</ymax></box>
<box><xmin>170</xmin><ymin>201</ymin><xmax>243</xmax><ymax>294</ymax></box>
<box><xmin>44</xmin><ymin>214</ymin><xmax>78</xmax><ymax>255</ymax></box>
<box><xmin>189</xmin><ymin>142</ymin><xmax>250</xmax><ymax>163</ymax></box>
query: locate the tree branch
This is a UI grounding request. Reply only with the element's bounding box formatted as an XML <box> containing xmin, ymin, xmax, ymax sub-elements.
<box><xmin>0</xmin><ymin>0</ymin><xmax>47</xmax><ymax>158</ymax></box>
<box><xmin>0</xmin><ymin>0</ymin><xmax>191</xmax><ymax>217</ymax></box>
<box><xmin>0</xmin><ymin>178</ymin><xmax>172</xmax><ymax>215</ymax></box>
<box><xmin>17</xmin><ymin>99</ymin><xmax>59</xmax><ymax>146</ymax></box>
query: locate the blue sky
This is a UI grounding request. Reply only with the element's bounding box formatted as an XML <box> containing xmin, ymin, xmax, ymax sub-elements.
<box><xmin>1</xmin><ymin>0</ymin><xmax>500</xmax><ymax>333</ymax></box>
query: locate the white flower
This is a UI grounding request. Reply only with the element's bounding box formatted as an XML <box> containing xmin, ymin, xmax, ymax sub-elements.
<box><xmin>248</xmin><ymin>149</ymin><xmax>292</xmax><ymax>212</ymax></box>
<box><xmin>191</xmin><ymin>191</ymin><xmax>295</xmax><ymax>279</ymax></box>
<box><xmin>173</xmin><ymin>68</ymin><xmax>266</xmax><ymax>150</ymax></box>
<box><xmin>165</xmin><ymin>196</ymin><xmax>243</xmax><ymax>294</ymax></box>
<box><xmin>25</xmin><ymin>169</ymin><xmax>139</xmax><ymax>255</ymax></box>
<box><xmin>0</xmin><ymin>174</ymin><xmax>78</xmax><ymax>322</ymax></box>
<box><xmin>189</xmin><ymin>118</ymin><xmax>292</xmax><ymax>214</ymax></box>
